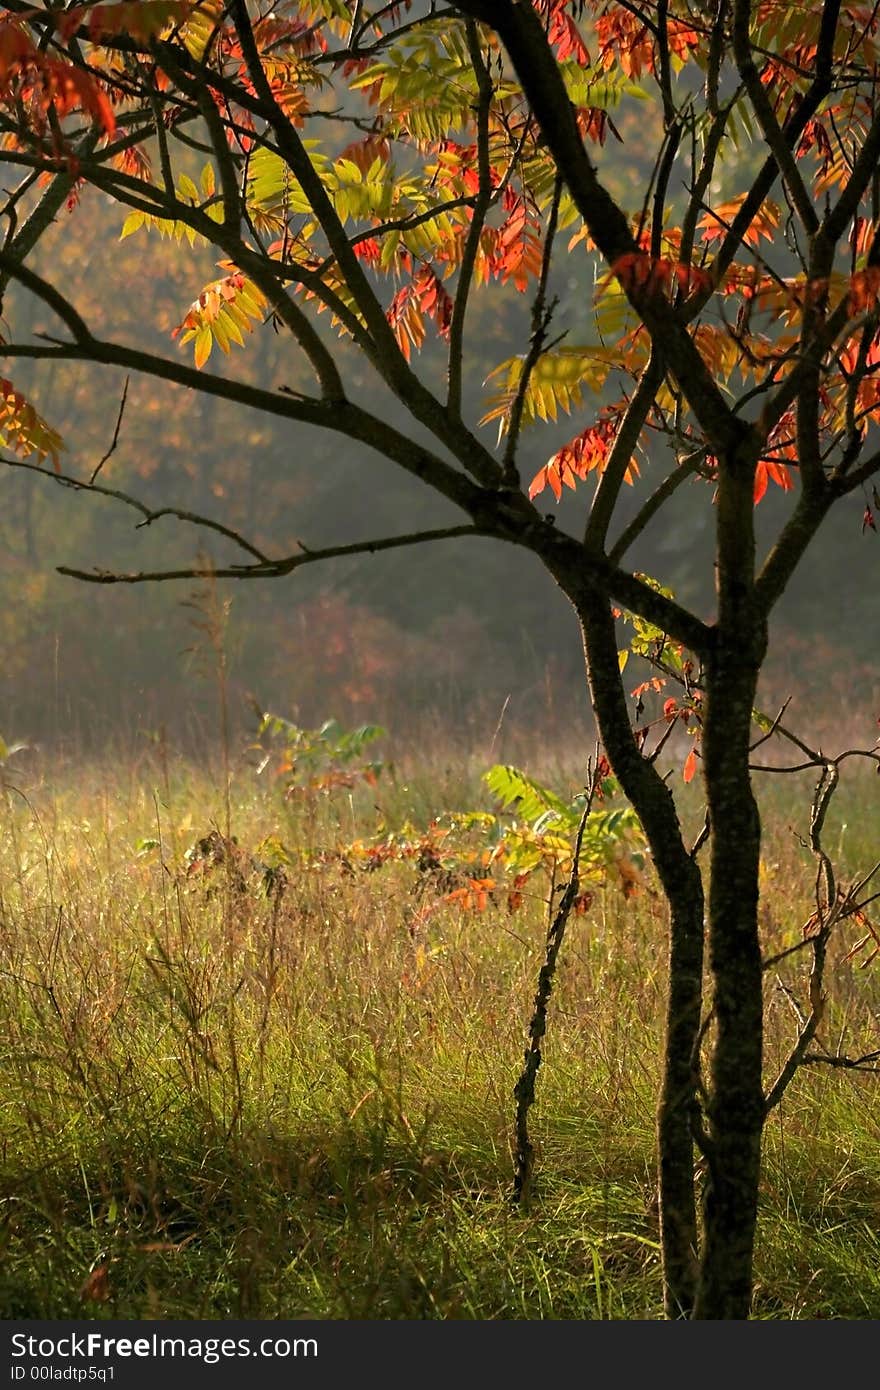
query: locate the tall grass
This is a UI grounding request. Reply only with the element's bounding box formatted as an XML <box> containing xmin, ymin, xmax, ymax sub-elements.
<box><xmin>1</xmin><ymin>741</ymin><xmax>878</xmax><ymax>1319</ymax></box>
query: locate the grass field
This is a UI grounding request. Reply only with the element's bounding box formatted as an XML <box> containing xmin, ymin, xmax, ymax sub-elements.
<box><xmin>1</xmin><ymin>734</ymin><xmax>879</xmax><ymax>1320</ymax></box>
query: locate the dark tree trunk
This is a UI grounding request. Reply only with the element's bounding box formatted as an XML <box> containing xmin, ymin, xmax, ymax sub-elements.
<box><xmin>692</xmin><ymin>640</ymin><xmax>766</xmax><ymax>1319</ymax></box>
<box><xmin>576</xmin><ymin>590</ymin><xmax>704</xmax><ymax>1319</ymax></box>
<box><xmin>692</xmin><ymin>438</ymin><xmax>767</xmax><ymax>1320</ymax></box>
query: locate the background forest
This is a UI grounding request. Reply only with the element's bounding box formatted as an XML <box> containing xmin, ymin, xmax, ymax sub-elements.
<box><xmin>2</xmin><ymin>104</ymin><xmax>876</xmax><ymax>750</ymax></box>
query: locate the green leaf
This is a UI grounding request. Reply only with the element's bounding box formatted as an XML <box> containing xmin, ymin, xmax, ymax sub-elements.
<box><xmin>484</xmin><ymin>764</ymin><xmax>572</xmax><ymax>825</ymax></box>
<box><xmin>481</xmin><ymin>346</ymin><xmax>620</xmax><ymax>435</ymax></box>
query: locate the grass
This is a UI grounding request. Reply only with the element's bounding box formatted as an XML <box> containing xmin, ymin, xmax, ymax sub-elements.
<box><xmin>1</xmin><ymin>738</ymin><xmax>879</xmax><ymax>1320</ymax></box>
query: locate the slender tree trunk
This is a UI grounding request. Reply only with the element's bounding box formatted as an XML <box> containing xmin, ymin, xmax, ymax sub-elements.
<box><xmin>686</xmin><ymin>429</ymin><xmax>767</xmax><ymax>1320</ymax></box>
<box><xmin>576</xmin><ymin>591</ymin><xmax>704</xmax><ymax>1319</ymax></box>
<box><xmin>692</xmin><ymin>639</ymin><xmax>765</xmax><ymax>1319</ymax></box>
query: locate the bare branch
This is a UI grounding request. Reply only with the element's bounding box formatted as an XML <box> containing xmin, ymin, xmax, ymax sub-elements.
<box><xmin>56</xmin><ymin>525</ymin><xmax>491</xmax><ymax>585</ymax></box>
<box><xmin>0</xmin><ymin>456</ymin><xmax>271</xmax><ymax>563</ymax></box>
<box><xmin>90</xmin><ymin>376</ymin><xmax>129</xmax><ymax>484</ymax></box>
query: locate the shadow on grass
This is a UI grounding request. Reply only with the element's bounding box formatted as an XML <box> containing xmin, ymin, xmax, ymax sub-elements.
<box><xmin>0</xmin><ymin>1109</ymin><xmax>663</xmax><ymax>1321</ymax></box>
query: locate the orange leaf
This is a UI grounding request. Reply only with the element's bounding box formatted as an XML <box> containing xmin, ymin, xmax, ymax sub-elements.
<box><xmin>683</xmin><ymin>747</ymin><xmax>698</xmax><ymax>783</ymax></box>
<box><xmin>699</xmin><ymin>197</ymin><xmax>780</xmax><ymax>247</ymax></box>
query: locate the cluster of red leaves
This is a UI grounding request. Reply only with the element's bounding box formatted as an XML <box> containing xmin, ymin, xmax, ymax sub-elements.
<box><xmin>612</xmin><ymin>251</ymin><xmax>712</xmax><ymax>300</ymax></box>
<box><xmin>353</xmin><ymin>236</ymin><xmax>381</xmax><ymax>265</ymax></box>
<box><xmin>339</xmin><ymin>134</ymin><xmax>393</xmax><ymax>176</ymax></box>
<box><xmin>630</xmin><ymin>676</ymin><xmax>702</xmax><ymax>784</ymax></box>
<box><xmin>478</xmin><ymin>193</ymin><xmax>544</xmax><ymax>291</ymax></box>
<box><xmin>595</xmin><ymin>5</ymin><xmax>698</xmax><ymax>78</ymax></box>
<box><xmin>698</xmin><ymin>195</ymin><xmax>781</xmax><ymax>248</ymax></box>
<box><xmin>538</xmin><ymin>0</ymin><xmax>591</xmax><ymax>66</ymax></box>
<box><xmin>754</xmin><ymin>409</ymin><xmax>797</xmax><ymax>503</ymax></box>
<box><xmin>285</xmin><ymin>766</ymin><xmax>381</xmax><ymax>798</ymax></box>
<box><xmin>431</xmin><ymin>139</ymin><xmax>484</xmax><ymax>197</ymax></box>
<box><xmin>575</xmin><ymin>106</ymin><xmax>619</xmax><ymax>145</ymax></box>
<box><xmin>428</xmin><ymin>874</ymin><xmax>591</xmax><ymax>921</ymax></box>
<box><xmin>840</xmin><ymin>333</ymin><xmax>880</xmax><ymax>421</ymax></box>
<box><xmin>797</xmin><ymin>117</ymin><xmax>835</xmax><ymax>173</ymax></box>
<box><xmin>529</xmin><ymin>407</ymin><xmax>638</xmax><ymax>501</ymax></box>
<box><xmin>0</xmin><ymin>18</ymin><xmax>115</xmax><ymax>141</ymax></box>
<box><xmin>753</xmin><ymin>458</ymin><xmax>795</xmax><ymax>504</ymax></box>
<box><xmin>386</xmin><ymin>265</ymin><xmax>453</xmax><ymax>360</ymax></box>
<box><xmin>663</xmin><ymin>697</ymin><xmax>691</xmax><ymax>724</ymax></box>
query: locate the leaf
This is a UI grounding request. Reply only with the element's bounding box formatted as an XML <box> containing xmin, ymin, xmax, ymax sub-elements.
<box><xmin>193</xmin><ymin>326</ymin><xmax>213</xmax><ymax>369</ymax></box>
<box><xmin>683</xmin><ymin>747</ymin><xmax>698</xmax><ymax>784</ymax></box>
<box><xmin>484</xmin><ymin>764</ymin><xmax>572</xmax><ymax>826</ymax></box>
<box><xmin>0</xmin><ymin>378</ymin><xmax>63</xmax><ymax>466</ymax></box>
<box><xmin>698</xmin><ymin>197</ymin><xmax>781</xmax><ymax>247</ymax></box>
<box><xmin>119</xmin><ymin>211</ymin><xmax>144</xmax><ymax>239</ymax></box>
<box><xmin>481</xmin><ymin>347</ymin><xmax>619</xmax><ymax>437</ymax></box>
<box><xmin>173</xmin><ymin>271</ymin><xmax>268</xmax><ymax>367</ymax></box>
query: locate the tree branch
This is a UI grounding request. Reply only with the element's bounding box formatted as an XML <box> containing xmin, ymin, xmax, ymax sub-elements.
<box><xmin>55</xmin><ymin>525</ymin><xmax>490</xmax><ymax>584</ymax></box>
<box><xmin>607</xmin><ymin>446</ymin><xmax>703</xmax><ymax>564</ymax></box>
<box><xmin>0</xmin><ymin>251</ymin><xmax>494</xmax><ymax>519</ymax></box>
<box><xmin>585</xmin><ymin>348</ymin><xmax>665</xmax><ymax>550</ymax></box>
<box><xmin>732</xmin><ymin>0</ymin><xmax>819</xmax><ymax>235</ymax></box>
<box><xmin>446</xmin><ymin>20</ymin><xmax>494</xmax><ymax>420</ymax></box>
<box><xmin>501</xmin><ymin>175</ymin><xmax>563</xmax><ymax>483</ymax></box>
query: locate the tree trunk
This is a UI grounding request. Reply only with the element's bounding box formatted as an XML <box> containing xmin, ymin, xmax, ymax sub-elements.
<box><xmin>692</xmin><ymin>635</ymin><xmax>766</xmax><ymax>1319</ymax></box>
<box><xmin>577</xmin><ymin>591</ymin><xmax>704</xmax><ymax>1319</ymax></box>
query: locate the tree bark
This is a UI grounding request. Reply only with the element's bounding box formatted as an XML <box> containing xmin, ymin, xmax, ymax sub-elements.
<box><xmin>692</xmin><ymin>639</ymin><xmax>766</xmax><ymax>1319</ymax></box>
<box><xmin>576</xmin><ymin>589</ymin><xmax>704</xmax><ymax>1319</ymax></box>
<box><xmin>692</xmin><ymin>429</ymin><xmax>767</xmax><ymax>1319</ymax></box>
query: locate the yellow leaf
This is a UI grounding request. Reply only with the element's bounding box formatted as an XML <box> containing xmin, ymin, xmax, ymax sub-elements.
<box><xmin>120</xmin><ymin>212</ymin><xmax>143</xmax><ymax>239</ymax></box>
<box><xmin>178</xmin><ymin>173</ymin><xmax>199</xmax><ymax>204</ymax></box>
<box><xmin>212</xmin><ymin>314</ymin><xmax>232</xmax><ymax>354</ymax></box>
<box><xmin>193</xmin><ymin>327</ymin><xmax>212</xmax><ymax>369</ymax></box>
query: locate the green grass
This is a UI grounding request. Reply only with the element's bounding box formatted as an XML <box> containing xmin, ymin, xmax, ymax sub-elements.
<box><xmin>1</xmin><ymin>743</ymin><xmax>879</xmax><ymax>1319</ymax></box>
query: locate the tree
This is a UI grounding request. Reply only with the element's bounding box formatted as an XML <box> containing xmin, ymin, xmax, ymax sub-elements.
<box><xmin>1</xmin><ymin>0</ymin><xmax>879</xmax><ymax>1319</ymax></box>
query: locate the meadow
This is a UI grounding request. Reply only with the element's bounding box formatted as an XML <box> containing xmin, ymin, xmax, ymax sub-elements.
<box><xmin>2</xmin><ymin>726</ymin><xmax>879</xmax><ymax>1321</ymax></box>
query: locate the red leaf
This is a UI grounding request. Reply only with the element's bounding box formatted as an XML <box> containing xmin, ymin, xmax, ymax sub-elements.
<box><xmin>754</xmin><ymin>458</ymin><xmax>793</xmax><ymax>504</ymax></box>
<box><xmin>683</xmin><ymin>747</ymin><xmax>698</xmax><ymax>784</ymax></box>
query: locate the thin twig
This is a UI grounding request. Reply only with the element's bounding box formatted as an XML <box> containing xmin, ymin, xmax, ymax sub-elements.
<box><xmin>512</xmin><ymin>753</ymin><xmax>601</xmax><ymax>1205</ymax></box>
<box><xmin>502</xmin><ymin>175</ymin><xmax>563</xmax><ymax>484</ymax></box>
<box><xmin>90</xmin><ymin>375</ymin><xmax>129</xmax><ymax>483</ymax></box>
